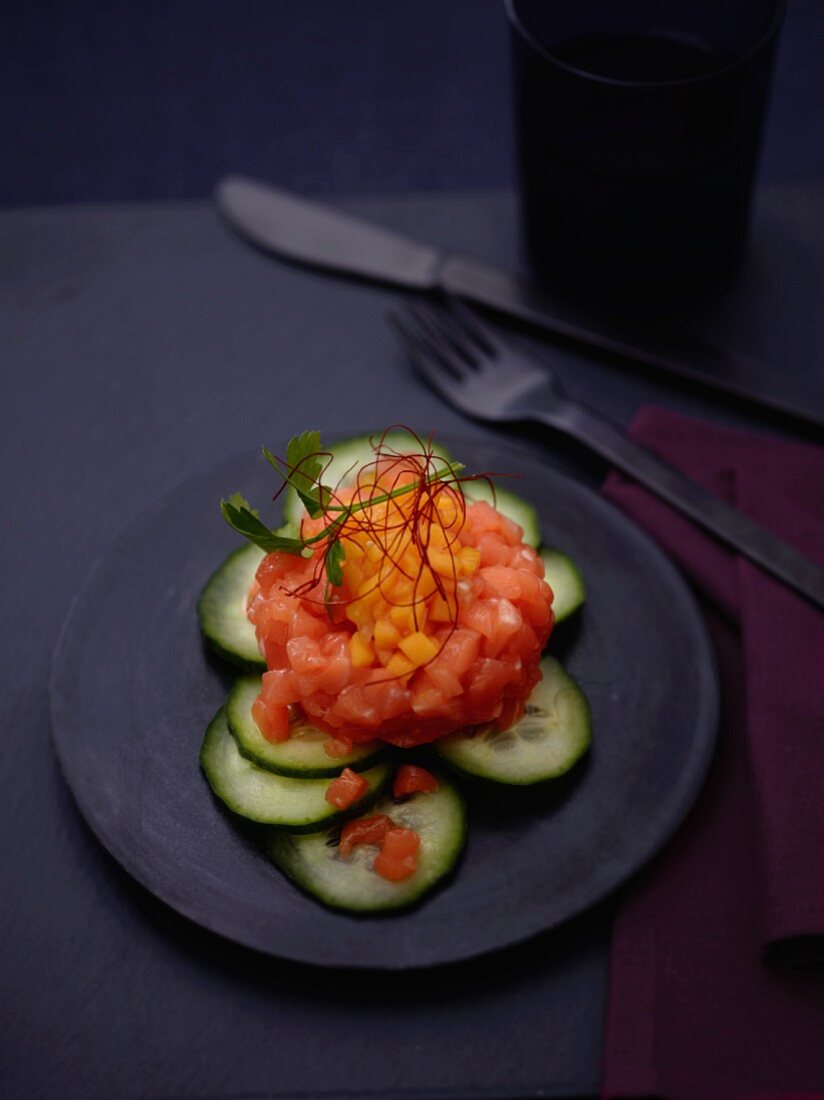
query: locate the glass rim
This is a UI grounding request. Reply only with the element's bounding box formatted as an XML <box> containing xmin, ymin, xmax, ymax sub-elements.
<box><xmin>503</xmin><ymin>0</ymin><xmax>787</xmax><ymax>89</ymax></box>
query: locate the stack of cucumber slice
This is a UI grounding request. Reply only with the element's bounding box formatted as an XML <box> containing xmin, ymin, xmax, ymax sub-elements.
<box><xmin>199</xmin><ymin>683</ymin><xmax>467</xmax><ymax>912</ymax></box>
<box><xmin>269</xmin><ymin>779</ymin><xmax>467</xmax><ymax>913</ymax></box>
<box><xmin>197</xmin><ymin>434</ymin><xmax>591</xmax><ymax>913</ymax></box>
<box><xmin>200</xmin><ymin>708</ymin><xmax>391</xmax><ymax>830</ymax></box>
<box><xmin>197</xmin><ymin>543</ymin><xmax>266</xmax><ymax>670</ymax></box>
<box><xmin>227</xmin><ymin>676</ymin><xmax>385</xmax><ymax>778</ymax></box>
<box><xmin>434</xmin><ymin>656</ymin><xmax>590</xmax><ymax>785</ymax></box>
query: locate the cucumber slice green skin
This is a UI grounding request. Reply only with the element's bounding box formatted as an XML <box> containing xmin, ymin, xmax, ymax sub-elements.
<box><xmin>226</xmin><ymin>675</ymin><xmax>386</xmax><ymax>778</ymax></box>
<box><xmin>197</xmin><ymin>543</ymin><xmax>266</xmax><ymax>671</ymax></box>
<box><xmin>462</xmin><ymin>482</ymin><xmax>541</xmax><ymax>548</ymax></box>
<box><xmin>434</xmin><ymin>656</ymin><xmax>591</xmax><ymax>786</ymax></box>
<box><xmin>282</xmin><ymin>433</ymin><xmax>454</xmax><ymax>529</ymax></box>
<box><xmin>267</xmin><ymin>773</ymin><xmax>467</xmax><ymax>913</ymax></box>
<box><xmin>541</xmin><ymin>549</ymin><xmax>586</xmax><ymax>624</ymax></box>
<box><xmin>200</xmin><ymin>709</ymin><xmax>392</xmax><ymax>831</ymax></box>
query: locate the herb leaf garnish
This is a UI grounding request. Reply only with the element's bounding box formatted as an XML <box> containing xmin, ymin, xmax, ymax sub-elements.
<box><xmin>219</xmin><ymin>493</ymin><xmax>305</xmax><ymax>554</ymax></box>
<box><xmin>325</xmin><ymin>538</ymin><xmax>346</xmax><ymax>588</ymax></box>
<box><xmin>263</xmin><ymin>431</ymin><xmax>331</xmax><ymax>519</ymax></box>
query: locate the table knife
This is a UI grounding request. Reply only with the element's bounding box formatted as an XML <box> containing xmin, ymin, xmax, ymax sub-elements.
<box><xmin>215</xmin><ymin>175</ymin><xmax>823</xmax><ymax>431</ymax></box>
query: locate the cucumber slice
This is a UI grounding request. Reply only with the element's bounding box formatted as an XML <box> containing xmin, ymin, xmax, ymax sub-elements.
<box><xmin>197</xmin><ymin>543</ymin><xmax>266</xmax><ymax>670</ymax></box>
<box><xmin>282</xmin><ymin>432</ymin><xmax>454</xmax><ymax>528</ymax></box>
<box><xmin>461</xmin><ymin>482</ymin><xmax>541</xmax><ymax>548</ymax></box>
<box><xmin>226</xmin><ymin>675</ymin><xmax>386</xmax><ymax>778</ymax></box>
<box><xmin>200</xmin><ymin>708</ymin><xmax>391</xmax><ymax>830</ymax></box>
<box><xmin>267</xmin><ymin>773</ymin><xmax>466</xmax><ymax>912</ymax></box>
<box><xmin>541</xmin><ymin>549</ymin><xmax>586</xmax><ymax>623</ymax></box>
<box><xmin>434</xmin><ymin>656</ymin><xmax>591</xmax><ymax>785</ymax></box>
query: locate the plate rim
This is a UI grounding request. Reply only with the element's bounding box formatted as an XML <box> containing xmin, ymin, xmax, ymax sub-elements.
<box><xmin>49</xmin><ymin>434</ymin><xmax>719</xmax><ymax>969</ymax></box>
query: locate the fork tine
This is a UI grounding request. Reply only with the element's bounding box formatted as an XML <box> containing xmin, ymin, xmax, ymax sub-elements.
<box><xmin>398</xmin><ymin>303</ymin><xmax>472</xmax><ymax>379</ymax></box>
<box><xmin>406</xmin><ymin>301</ymin><xmax>481</xmax><ymax>370</ymax></box>
<box><xmin>440</xmin><ymin>296</ymin><xmax>500</xmax><ymax>358</ymax></box>
<box><xmin>387</xmin><ymin>311</ymin><xmax>457</xmax><ymax>397</ymax></box>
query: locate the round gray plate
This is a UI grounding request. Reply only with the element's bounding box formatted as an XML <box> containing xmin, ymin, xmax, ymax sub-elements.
<box><xmin>50</xmin><ymin>437</ymin><xmax>718</xmax><ymax>969</ymax></box>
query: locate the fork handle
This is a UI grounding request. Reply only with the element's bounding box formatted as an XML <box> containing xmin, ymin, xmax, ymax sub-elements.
<box><xmin>533</xmin><ymin>404</ymin><xmax>824</xmax><ymax>611</ymax></box>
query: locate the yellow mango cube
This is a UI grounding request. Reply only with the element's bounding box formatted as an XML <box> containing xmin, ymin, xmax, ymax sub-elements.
<box><xmin>348</xmin><ymin>633</ymin><xmax>375</xmax><ymax>668</ymax></box>
<box><xmin>385</xmin><ymin>652</ymin><xmax>416</xmax><ymax>678</ymax></box>
<box><xmin>437</xmin><ymin>493</ymin><xmax>459</xmax><ymax>524</ymax></box>
<box><xmin>344</xmin><ymin>560</ymin><xmax>365</xmax><ymax>592</ymax></box>
<box><xmin>458</xmin><ymin>546</ymin><xmax>481</xmax><ymax>575</ymax></box>
<box><xmin>429</xmin><ymin>549</ymin><xmax>457</xmax><ymax>578</ymax></box>
<box><xmin>345</xmin><ymin>539</ymin><xmax>366</xmax><ymax>563</ymax></box>
<box><xmin>373</xmin><ymin>597</ymin><xmax>390</xmax><ymax>621</ymax></box>
<box><xmin>357</xmin><ymin>578</ymin><xmax>382</xmax><ymax>606</ymax></box>
<box><xmin>399</xmin><ymin>631</ymin><xmax>440</xmax><ymax>667</ymax></box>
<box><xmin>389</xmin><ymin>603</ymin><xmax>425</xmax><ymax>633</ymax></box>
<box><xmin>389</xmin><ymin>604</ymin><xmax>414</xmax><ymax>631</ymax></box>
<box><xmin>393</xmin><ymin>578</ymin><xmax>415</xmax><ymax>604</ymax></box>
<box><xmin>430</xmin><ymin>593</ymin><xmax>458</xmax><ymax>623</ymax></box>
<box><xmin>364</xmin><ymin>540</ymin><xmax>384</xmax><ymax>564</ymax></box>
<box><xmin>374</xmin><ymin>619</ymin><xmax>401</xmax><ymax>650</ymax></box>
<box><xmin>412</xmin><ymin>567</ymin><xmax>439</xmax><ymax>601</ymax></box>
<box><xmin>345</xmin><ymin>599</ymin><xmax>372</xmax><ymax>629</ymax></box>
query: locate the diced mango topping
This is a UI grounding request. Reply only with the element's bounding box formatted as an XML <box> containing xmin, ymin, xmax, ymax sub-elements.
<box><xmin>326</xmin><ymin>458</ymin><xmax>472</xmax><ymax>675</ymax></box>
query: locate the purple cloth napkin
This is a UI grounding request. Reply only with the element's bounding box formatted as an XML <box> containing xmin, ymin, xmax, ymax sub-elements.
<box><xmin>600</xmin><ymin>407</ymin><xmax>824</xmax><ymax>1099</ymax></box>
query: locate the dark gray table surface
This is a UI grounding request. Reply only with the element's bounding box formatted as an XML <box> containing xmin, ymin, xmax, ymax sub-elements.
<box><xmin>2</xmin><ymin>186</ymin><xmax>822</xmax><ymax>1100</ymax></box>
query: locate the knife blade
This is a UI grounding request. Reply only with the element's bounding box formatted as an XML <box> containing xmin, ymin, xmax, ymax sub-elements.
<box><xmin>215</xmin><ymin>175</ymin><xmax>823</xmax><ymax>430</ymax></box>
<box><xmin>215</xmin><ymin>175</ymin><xmax>441</xmax><ymax>288</ymax></box>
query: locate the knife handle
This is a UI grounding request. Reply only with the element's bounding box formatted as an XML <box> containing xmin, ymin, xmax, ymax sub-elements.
<box><xmin>533</xmin><ymin>403</ymin><xmax>824</xmax><ymax>611</ymax></box>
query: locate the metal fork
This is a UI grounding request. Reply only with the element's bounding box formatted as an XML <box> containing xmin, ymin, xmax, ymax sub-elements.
<box><xmin>388</xmin><ymin>298</ymin><xmax>824</xmax><ymax>611</ymax></box>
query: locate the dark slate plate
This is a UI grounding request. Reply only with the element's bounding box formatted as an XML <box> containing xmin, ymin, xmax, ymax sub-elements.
<box><xmin>50</xmin><ymin>436</ymin><xmax>718</xmax><ymax>969</ymax></box>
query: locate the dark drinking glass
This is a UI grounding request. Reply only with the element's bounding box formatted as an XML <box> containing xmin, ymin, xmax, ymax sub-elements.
<box><xmin>505</xmin><ymin>0</ymin><xmax>786</xmax><ymax>298</ymax></box>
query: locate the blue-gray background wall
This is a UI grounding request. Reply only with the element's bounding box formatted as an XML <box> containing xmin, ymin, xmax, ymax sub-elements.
<box><xmin>3</xmin><ymin>0</ymin><xmax>822</xmax><ymax>206</ymax></box>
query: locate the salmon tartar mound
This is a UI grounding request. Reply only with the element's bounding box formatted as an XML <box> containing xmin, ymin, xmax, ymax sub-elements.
<box><xmin>246</xmin><ymin>453</ymin><xmax>554</xmax><ymax>748</ymax></box>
